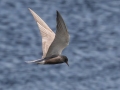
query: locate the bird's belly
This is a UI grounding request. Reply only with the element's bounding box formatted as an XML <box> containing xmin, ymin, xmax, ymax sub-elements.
<box><xmin>45</xmin><ymin>59</ymin><xmax>63</xmax><ymax>64</ymax></box>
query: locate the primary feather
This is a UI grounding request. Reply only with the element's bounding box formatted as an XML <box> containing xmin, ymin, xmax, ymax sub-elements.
<box><xmin>29</xmin><ymin>8</ymin><xmax>55</xmax><ymax>58</ymax></box>
<box><xmin>46</xmin><ymin>11</ymin><xmax>69</xmax><ymax>57</ymax></box>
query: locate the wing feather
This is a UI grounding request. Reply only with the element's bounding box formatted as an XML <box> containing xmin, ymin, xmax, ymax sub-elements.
<box><xmin>37</xmin><ymin>22</ymin><xmax>55</xmax><ymax>58</ymax></box>
<box><xmin>29</xmin><ymin>8</ymin><xmax>55</xmax><ymax>58</ymax></box>
<box><xmin>46</xmin><ymin>11</ymin><xmax>69</xmax><ymax>57</ymax></box>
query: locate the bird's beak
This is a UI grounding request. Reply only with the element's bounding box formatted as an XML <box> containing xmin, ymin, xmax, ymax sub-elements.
<box><xmin>66</xmin><ymin>61</ymin><xmax>69</xmax><ymax>66</ymax></box>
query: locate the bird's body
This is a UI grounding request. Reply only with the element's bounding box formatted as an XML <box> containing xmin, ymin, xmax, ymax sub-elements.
<box><xmin>26</xmin><ymin>8</ymin><xmax>69</xmax><ymax>66</ymax></box>
<box><xmin>33</xmin><ymin>55</ymin><xmax>68</xmax><ymax>65</ymax></box>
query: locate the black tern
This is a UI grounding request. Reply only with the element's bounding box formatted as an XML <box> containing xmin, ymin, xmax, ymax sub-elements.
<box><xmin>26</xmin><ymin>8</ymin><xmax>70</xmax><ymax>66</ymax></box>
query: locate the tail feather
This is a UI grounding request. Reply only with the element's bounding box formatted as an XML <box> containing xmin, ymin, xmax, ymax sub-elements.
<box><xmin>25</xmin><ymin>59</ymin><xmax>45</xmax><ymax>64</ymax></box>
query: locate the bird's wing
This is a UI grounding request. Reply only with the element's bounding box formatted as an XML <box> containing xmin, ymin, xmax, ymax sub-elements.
<box><xmin>29</xmin><ymin>8</ymin><xmax>54</xmax><ymax>33</ymax></box>
<box><xmin>29</xmin><ymin>8</ymin><xmax>55</xmax><ymax>58</ymax></box>
<box><xmin>45</xmin><ymin>11</ymin><xmax>69</xmax><ymax>57</ymax></box>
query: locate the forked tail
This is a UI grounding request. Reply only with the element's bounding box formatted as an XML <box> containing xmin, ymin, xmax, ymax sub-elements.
<box><xmin>25</xmin><ymin>59</ymin><xmax>45</xmax><ymax>64</ymax></box>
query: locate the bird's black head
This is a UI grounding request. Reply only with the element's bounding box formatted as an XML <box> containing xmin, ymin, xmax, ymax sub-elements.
<box><xmin>62</xmin><ymin>55</ymin><xmax>69</xmax><ymax>66</ymax></box>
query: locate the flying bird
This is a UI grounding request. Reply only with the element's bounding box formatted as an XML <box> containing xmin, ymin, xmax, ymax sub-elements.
<box><xmin>26</xmin><ymin>8</ymin><xmax>70</xmax><ymax>66</ymax></box>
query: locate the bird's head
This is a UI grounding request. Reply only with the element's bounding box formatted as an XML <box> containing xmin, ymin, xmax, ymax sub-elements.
<box><xmin>62</xmin><ymin>56</ymin><xmax>69</xmax><ymax>66</ymax></box>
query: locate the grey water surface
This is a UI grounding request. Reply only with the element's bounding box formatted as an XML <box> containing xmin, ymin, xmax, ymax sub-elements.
<box><xmin>0</xmin><ymin>0</ymin><xmax>120</xmax><ymax>90</ymax></box>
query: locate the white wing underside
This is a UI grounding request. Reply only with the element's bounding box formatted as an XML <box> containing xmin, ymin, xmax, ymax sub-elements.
<box><xmin>29</xmin><ymin>8</ymin><xmax>55</xmax><ymax>59</ymax></box>
<box><xmin>29</xmin><ymin>8</ymin><xmax>69</xmax><ymax>59</ymax></box>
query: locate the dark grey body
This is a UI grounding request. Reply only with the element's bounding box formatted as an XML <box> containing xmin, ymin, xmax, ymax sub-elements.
<box><xmin>34</xmin><ymin>55</ymin><xmax>68</xmax><ymax>65</ymax></box>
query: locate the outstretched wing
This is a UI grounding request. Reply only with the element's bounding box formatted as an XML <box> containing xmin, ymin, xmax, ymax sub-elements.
<box><xmin>29</xmin><ymin>8</ymin><xmax>55</xmax><ymax>58</ymax></box>
<box><xmin>45</xmin><ymin>11</ymin><xmax>69</xmax><ymax>57</ymax></box>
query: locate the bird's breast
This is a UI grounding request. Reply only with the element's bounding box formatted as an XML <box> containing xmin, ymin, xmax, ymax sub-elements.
<box><xmin>44</xmin><ymin>57</ymin><xmax>64</xmax><ymax>64</ymax></box>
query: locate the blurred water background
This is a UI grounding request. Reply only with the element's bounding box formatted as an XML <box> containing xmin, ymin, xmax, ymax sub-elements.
<box><xmin>0</xmin><ymin>0</ymin><xmax>120</xmax><ymax>90</ymax></box>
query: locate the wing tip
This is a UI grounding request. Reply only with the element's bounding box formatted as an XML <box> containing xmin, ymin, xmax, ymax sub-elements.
<box><xmin>56</xmin><ymin>10</ymin><xmax>59</xmax><ymax>13</ymax></box>
<box><xmin>56</xmin><ymin>10</ymin><xmax>60</xmax><ymax>17</ymax></box>
<box><xmin>28</xmin><ymin>8</ymin><xmax>33</xmax><ymax>14</ymax></box>
<box><xmin>28</xmin><ymin>8</ymin><xmax>31</xmax><ymax>11</ymax></box>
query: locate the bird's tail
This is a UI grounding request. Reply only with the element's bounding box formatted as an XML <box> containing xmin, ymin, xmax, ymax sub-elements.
<box><xmin>25</xmin><ymin>59</ymin><xmax>44</xmax><ymax>64</ymax></box>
